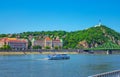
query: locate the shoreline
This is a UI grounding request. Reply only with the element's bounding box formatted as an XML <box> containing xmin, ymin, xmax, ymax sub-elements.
<box><xmin>0</xmin><ymin>51</ymin><xmax>78</xmax><ymax>55</ymax></box>
<box><xmin>1</xmin><ymin>50</ymin><xmax>120</xmax><ymax>55</ymax></box>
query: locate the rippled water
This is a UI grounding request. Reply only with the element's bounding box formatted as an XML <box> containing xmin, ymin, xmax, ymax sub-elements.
<box><xmin>0</xmin><ymin>54</ymin><xmax>120</xmax><ymax>77</ymax></box>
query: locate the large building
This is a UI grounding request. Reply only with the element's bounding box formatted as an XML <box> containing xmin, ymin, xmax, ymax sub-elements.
<box><xmin>32</xmin><ymin>37</ymin><xmax>63</xmax><ymax>49</ymax></box>
<box><xmin>52</xmin><ymin>37</ymin><xmax>63</xmax><ymax>48</ymax></box>
<box><xmin>32</xmin><ymin>38</ymin><xmax>45</xmax><ymax>48</ymax></box>
<box><xmin>45</xmin><ymin>37</ymin><xmax>52</xmax><ymax>48</ymax></box>
<box><xmin>0</xmin><ymin>38</ymin><xmax>28</xmax><ymax>50</ymax></box>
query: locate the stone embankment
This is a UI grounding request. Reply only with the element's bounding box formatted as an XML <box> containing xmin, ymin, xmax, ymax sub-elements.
<box><xmin>0</xmin><ymin>49</ymin><xmax>120</xmax><ymax>55</ymax></box>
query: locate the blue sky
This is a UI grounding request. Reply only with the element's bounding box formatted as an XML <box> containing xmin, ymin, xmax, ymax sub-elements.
<box><xmin>0</xmin><ymin>0</ymin><xmax>120</xmax><ymax>34</ymax></box>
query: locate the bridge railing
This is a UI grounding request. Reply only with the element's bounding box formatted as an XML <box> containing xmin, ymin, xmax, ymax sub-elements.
<box><xmin>88</xmin><ymin>70</ymin><xmax>120</xmax><ymax>77</ymax></box>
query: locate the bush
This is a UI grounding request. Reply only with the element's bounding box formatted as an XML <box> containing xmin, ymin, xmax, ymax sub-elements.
<box><xmin>1</xmin><ymin>45</ymin><xmax>11</xmax><ymax>50</ymax></box>
<box><xmin>54</xmin><ymin>46</ymin><xmax>59</xmax><ymax>50</ymax></box>
<box><xmin>33</xmin><ymin>45</ymin><xmax>42</xmax><ymax>49</ymax></box>
<box><xmin>45</xmin><ymin>46</ymin><xmax>50</xmax><ymax>49</ymax></box>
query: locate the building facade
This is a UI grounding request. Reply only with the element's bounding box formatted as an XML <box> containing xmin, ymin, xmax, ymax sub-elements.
<box><xmin>44</xmin><ymin>37</ymin><xmax>52</xmax><ymax>48</ymax></box>
<box><xmin>32</xmin><ymin>37</ymin><xmax>63</xmax><ymax>49</ymax></box>
<box><xmin>0</xmin><ymin>38</ymin><xmax>28</xmax><ymax>50</ymax></box>
<box><xmin>32</xmin><ymin>38</ymin><xmax>45</xmax><ymax>48</ymax></box>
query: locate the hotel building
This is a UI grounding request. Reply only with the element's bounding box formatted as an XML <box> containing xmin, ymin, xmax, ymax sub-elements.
<box><xmin>0</xmin><ymin>38</ymin><xmax>28</xmax><ymax>50</ymax></box>
<box><xmin>32</xmin><ymin>37</ymin><xmax>63</xmax><ymax>49</ymax></box>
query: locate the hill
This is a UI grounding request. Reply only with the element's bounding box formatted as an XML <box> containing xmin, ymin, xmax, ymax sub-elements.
<box><xmin>0</xmin><ymin>25</ymin><xmax>120</xmax><ymax>49</ymax></box>
<box><xmin>63</xmin><ymin>25</ymin><xmax>120</xmax><ymax>49</ymax></box>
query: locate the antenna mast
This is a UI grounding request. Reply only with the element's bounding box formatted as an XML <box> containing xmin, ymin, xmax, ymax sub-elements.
<box><xmin>99</xmin><ymin>19</ymin><xmax>102</xmax><ymax>26</ymax></box>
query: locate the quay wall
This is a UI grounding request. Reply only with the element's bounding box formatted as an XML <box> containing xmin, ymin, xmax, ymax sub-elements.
<box><xmin>88</xmin><ymin>50</ymin><xmax>120</xmax><ymax>54</ymax></box>
<box><xmin>0</xmin><ymin>49</ymin><xmax>120</xmax><ymax>55</ymax></box>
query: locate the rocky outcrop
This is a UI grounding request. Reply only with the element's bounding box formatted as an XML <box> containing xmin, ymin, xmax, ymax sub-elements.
<box><xmin>78</xmin><ymin>40</ymin><xmax>89</xmax><ymax>48</ymax></box>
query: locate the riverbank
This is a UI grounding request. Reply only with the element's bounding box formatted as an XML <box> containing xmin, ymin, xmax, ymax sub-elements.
<box><xmin>1</xmin><ymin>50</ymin><xmax>120</xmax><ymax>55</ymax></box>
<box><xmin>0</xmin><ymin>51</ymin><xmax>78</xmax><ymax>55</ymax></box>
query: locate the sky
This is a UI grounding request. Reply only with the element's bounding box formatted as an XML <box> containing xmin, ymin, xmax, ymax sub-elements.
<box><xmin>0</xmin><ymin>0</ymin><xmax>120</xmax><ymax>34</ymax></box>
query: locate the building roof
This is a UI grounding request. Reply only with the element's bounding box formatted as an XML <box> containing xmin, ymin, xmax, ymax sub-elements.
<box><xmin>45</xmin><ymin>37</ymin><xmax>51</xmax><ymax>41</ymax></box>
<box><xmin>7</xmin><ymin>38</ymin><xmax>17</xmax><ymax>40</ymax></box>
<box><xmin>0</xmin><ymin>38</ymin><xmax>27</xmax><ymax>43</ymax></box>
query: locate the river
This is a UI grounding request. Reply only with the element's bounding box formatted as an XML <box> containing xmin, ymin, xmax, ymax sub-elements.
<box><xmin>0</xmin><ymin>54</ymin><xmax>120</xmax><ymax>77</ymax></box>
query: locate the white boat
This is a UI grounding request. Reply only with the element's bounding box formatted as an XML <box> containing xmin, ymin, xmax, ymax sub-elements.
<box><xmin>48</xmin><ymin>54</ymin><xmax>70</xmax><ymax>60</ymax></box>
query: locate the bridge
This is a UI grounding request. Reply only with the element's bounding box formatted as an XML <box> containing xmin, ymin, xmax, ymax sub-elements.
<box><xmin>84</xmin><ymin>42</ymin><xmax>120</xmax><ymax>54</ymax></box>
<box><xmin>88</xmin><ymin>70</ymin><xmax>120</xmax><ymax>77</ymax></box>
<box><xmin>84</xmin><ymin>48</ymin><xmax>120</xmax><ymax>54</ymax></box>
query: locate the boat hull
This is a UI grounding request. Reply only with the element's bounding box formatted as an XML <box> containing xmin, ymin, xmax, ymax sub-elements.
<box><xmin>48</xmin><ymin>54</ymin><xmax>70</xmax><ymax>60</ymax></box>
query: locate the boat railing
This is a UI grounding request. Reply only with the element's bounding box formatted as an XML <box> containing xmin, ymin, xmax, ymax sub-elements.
<box><xmin>88</xmin><ymin>70</ymin><xmax>120</xmax><ymax>77</ymax></box>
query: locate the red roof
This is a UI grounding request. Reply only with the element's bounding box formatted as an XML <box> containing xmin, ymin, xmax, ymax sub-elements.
<box><xmin>0</xmin><ymin>38</ymin><xmax>27</xmax><ymax>43</ymax></box>
<box><xmin>8</xmin><ymin>40</ymin><xmax>27</xmax><ymax>43</ymax></box>
<box><xmin>45</xmin><ymin>37</ymin><xmax>51</xmax><ymax>41</ymax></box>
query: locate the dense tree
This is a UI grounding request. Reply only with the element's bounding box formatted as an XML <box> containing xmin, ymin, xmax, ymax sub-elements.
<box><xmin>0</xmin><ymin>25</ymin><xmax>120</xmax><ymax>49</ymax></box>
<box><xmin>27</xmin><ymin>39</ymin><xmax>32</xmax><ymax>49</ymax></box>
<box><xmin>0</xmin><ymin>45</ymin><xmax>11</xmax><ymax>50</ymax></box>
<box><xmin>54</xmin><ymin>46</ymin><xmax>59</xmax><ymax>50</ymax></box>
<box><xmin>45</xmin><ymin>46</ymin><xmax>50</xmax><ymax>49</ymax></box>
<box><xmin>63</xmin><ymin>25</ymin><xmax>120</xmax><ymax>49</ymax></box>
<box><xmin>33</xmin><ymin>45</ymin><xmax>42</xmax><ymax>49</ymax></box>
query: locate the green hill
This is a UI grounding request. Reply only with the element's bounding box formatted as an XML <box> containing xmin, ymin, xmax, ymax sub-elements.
<box><xmin>63</xmin><ymin>25</ymin><xmax>120</xmax><ymax>49</ymax></box>
<box><xmin>0</xmin><ymin>25</ymin><xmax>120</xmax><ymax>49</ymax></box>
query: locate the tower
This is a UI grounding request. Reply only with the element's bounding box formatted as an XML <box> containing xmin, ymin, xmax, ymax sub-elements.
<box><xmin>98</xmin><ymin>19</ymin><xmax>102</xmax><ymax>26</ymax></box>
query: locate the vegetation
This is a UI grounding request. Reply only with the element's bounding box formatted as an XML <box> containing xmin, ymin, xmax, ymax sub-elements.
<box><xmin>63</xmin><ymin>25</ymin><xmax>120</xmax><ymax>49</ymax></box>
<box><xmin>32</xmin><ymin>45</ymin><xmax>42</xmax><ymax>49</ymax></box>
<box><xmin>54</xmin><ymin>46</ymin><xmax>59</xmax><ymax>50</ymax></box>
<box><xmin>19</xmin><ymin>31</ymin><xmax>67</xmax><ymax>39</ymax></box>
<box><xmin>45</xmin><ymin>46</ymin><xmax>51</xmax><ymax>49</ymax></box>
<box><xmin>0</xmin><ymin>25</ymin><xmax>120</xmax><ymax>49</ymax></box>
<box><xmin>27</xmin><ymin>39</ymin><xmax>32</xmax><ymax>49</ymax></box>
<box><xmin>97</xmin><ymin>42</ymin><xmax>120</xmax><ymax>49</ymax></box>
<box><xmin>0</xmin><ymin>45</ymin><xmax>11</xmax><ymax>50</ymax></box>
<box><xmin>86</xmin><ymin>42</ymin><xmax>120</xmax><ymax>50</ymax></box>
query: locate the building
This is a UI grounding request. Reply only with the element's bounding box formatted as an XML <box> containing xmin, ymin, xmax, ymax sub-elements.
<box><xmin>52</xmin><ymin>37</ymin><xmax>63</xmax><ymax>48</ymax></box>
<box><xmin>0</xmin><ymin>38</ymin><xmax>28</xmax><ymax>50</ymax></box>
<box><xmin>44</xmin><ymin>37</ymin><xmax>52</xmax><ymax>48</ymax></box>
<box><xmin>32</xmin><ymin>36</ymin><xmax>63</xmax><ymax>49</ymax></box>
<box><xmin>32</xmin><ymin>38</ymin><xmax>44</xmax><ymax>48</ymax></box>
<box><xmin>0</xmin><ymin>38</ymin><xmax>5</xmax><ymax>48</ymax></box>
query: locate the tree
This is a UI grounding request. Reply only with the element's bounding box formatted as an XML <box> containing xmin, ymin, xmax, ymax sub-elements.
<box><xmin>54</xmin><ymin>46</ymin><xmax>59</xmax><ymax>50</ymax></box>
<box><xmin>45</xmin><ymin>46</ymin><xmax>50</xmax><ymax>49</ymax></box>
<box><xmin>33</xmin><ymin>45</ymin><xmax>42</xmax><ymax>49</ymax></box>
<box><xmin>1</xmin><ymin>45</ymin><xmax>11</xmax><ymax>50</ymax></box>
<box><xmin>27</xmin><ymin>39</ymin><xmax>32</xmax><ymax>49</ymax></box>
<box><xmin>0</xmin><ymin>25</ymin><xmax>120</xmax><ymax>49</ymax></box>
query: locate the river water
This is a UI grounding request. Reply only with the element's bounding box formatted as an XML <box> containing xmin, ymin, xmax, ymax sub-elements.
<box><xmin>0</xmin><ymin>54</ymin><xmax>120</xmax><ymax>77</ymax></box>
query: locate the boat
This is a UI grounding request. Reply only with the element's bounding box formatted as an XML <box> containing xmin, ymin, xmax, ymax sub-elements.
<box><xmin>48</xmin><ymin>54</ymin><xmax>70</xmax><ymax>60</ymax></box>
